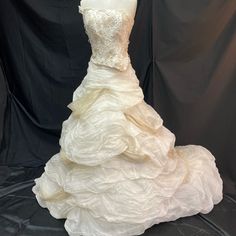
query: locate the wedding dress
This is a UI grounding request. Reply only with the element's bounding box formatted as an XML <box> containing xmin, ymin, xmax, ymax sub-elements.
<box><xmin>32</xmin><ymin>3</ymin><xmax>223</xmax><ymax>236</ymax></box>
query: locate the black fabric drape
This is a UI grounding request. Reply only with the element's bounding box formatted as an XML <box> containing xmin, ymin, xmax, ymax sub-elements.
<box><xmin>0</xmin><ymin>0</ymin><xmax>235</xmax><ymax>235</ymax></box>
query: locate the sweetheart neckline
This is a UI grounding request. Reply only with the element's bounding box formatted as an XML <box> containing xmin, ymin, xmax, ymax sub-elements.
<box><xmin>78</xmin><ymin>5</ymin><xmax>134</xmax><ymax>21</ymax></box>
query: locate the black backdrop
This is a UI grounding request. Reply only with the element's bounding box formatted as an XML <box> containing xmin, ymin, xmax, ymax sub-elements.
<box><xmin>0</xmin><ymin>0</ymin><xmax>236</xmax><ymax>235</ymax></box>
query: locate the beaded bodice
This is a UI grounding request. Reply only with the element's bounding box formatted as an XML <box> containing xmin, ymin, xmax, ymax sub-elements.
<box><xmin>79</xmin><ymin>6</ymin><xmax>134</xmax><ymax>71</ymax></box>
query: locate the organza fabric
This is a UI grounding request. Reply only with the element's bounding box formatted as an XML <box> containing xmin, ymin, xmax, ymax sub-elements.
<box><xmin>32</xmin><ymin>5</ymin><xmax>223</xmax><ymax>236</ymax></box>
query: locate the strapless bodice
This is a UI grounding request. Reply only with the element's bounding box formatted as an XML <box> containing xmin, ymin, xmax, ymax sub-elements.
<box><xmin>79</xmin><ymin>6</ymin><xmax>135</xmax><ymax>71</ymax></box>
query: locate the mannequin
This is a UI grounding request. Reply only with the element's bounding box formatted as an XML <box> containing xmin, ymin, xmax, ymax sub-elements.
<box><xmin>80</xmin><ymin>0</ymin><xmax>137</xmax><ymax>18</ymax></box>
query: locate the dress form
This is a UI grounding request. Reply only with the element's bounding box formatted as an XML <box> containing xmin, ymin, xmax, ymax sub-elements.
<box><xmin>80</xmin><ymin>0</ymin><xmax>137</xmax><ymax>18</ymax></box>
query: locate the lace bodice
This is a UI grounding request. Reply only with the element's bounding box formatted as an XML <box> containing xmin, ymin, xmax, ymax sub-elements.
<box><xmin>79</xmin><ymin>6</ymin><xmax>134</xmax><ymax>71</ymax></box>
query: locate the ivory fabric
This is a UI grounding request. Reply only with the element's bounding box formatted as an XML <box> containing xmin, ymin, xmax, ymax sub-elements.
<box><xmin>32</xmin><ymin>5</ymin><xmax>223</xmax><ymax>236</ymax></box>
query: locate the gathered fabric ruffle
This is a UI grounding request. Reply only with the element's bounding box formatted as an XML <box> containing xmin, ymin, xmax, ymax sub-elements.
<box><xmin>32</xmin><ymin>61</ymin><xmax>223</xmax><ymax>236</ymax></box>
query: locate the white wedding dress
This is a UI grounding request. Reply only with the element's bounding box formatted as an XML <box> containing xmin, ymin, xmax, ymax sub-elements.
<box><xmin>32</xmin><ymin>4</ymin><xmax>223</xmax><ymax>236</ymax></box>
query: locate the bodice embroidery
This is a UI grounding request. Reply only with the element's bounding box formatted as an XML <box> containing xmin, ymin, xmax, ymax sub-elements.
<box><xmin>79</xmin><ymin>6</ymin><xmax>134</xmax><ymax>71</ymax></box>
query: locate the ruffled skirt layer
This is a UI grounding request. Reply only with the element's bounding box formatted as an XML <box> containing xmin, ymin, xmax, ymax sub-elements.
<box><xmin>32</xmin><ymin>61</ymin><xmax>223</xmax><ymax>236</ymax></box>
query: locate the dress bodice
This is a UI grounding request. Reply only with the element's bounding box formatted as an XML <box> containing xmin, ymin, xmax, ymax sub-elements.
<box><xmin>78</xmin><ymin>5</ymin><xmax>135</xmax><ymax>71</ymax></box>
